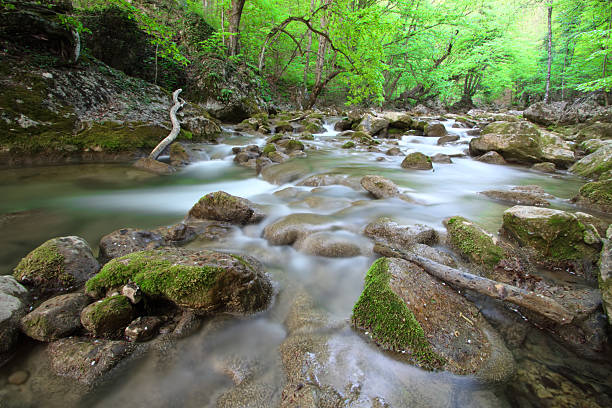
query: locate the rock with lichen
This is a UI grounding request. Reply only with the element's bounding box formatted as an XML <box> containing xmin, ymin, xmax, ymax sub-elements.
<box><xmin>47</xmin><ymin>337</ymin><xmax>136</xmax><ymax>386</ymax></box>
<box><xmin>352</xmin><ymin>257</ymin><xmax>515</xmax><ymax>382</ymax></box>
<box><xmin>571</xmin><ymin>180</ymin><xmax>612</xmax><ymax>214</ymax></box>
<box><xmin>186</xmin><ymin>191</ymin><xmax>265</xmax><ymax>225</ymax></box>
<box><xmin>13</xmin><ymin>236</ymin><xmax>99</xmax><ymax>297</ymax></box>
<box><xmin>21</xmin><ymin>293</ymin><xmax>90</xmax><ymax>341</ymax></box>
<box><xmin>444</xmin><ymin>216</ymin><xmax>505</xmax><ymax>269</ymax></box>
<box><xmin>80</xmin><ymin>295</ymin><xmax>134</xmax><ymax>338</ymax></box>
<box><xmin>85</xmin><ymin>248</ymin><xmax>273</xmax><ymax>315</ymax></box>
<box><xmin>360</xmin><ymin>175</ymin><xmax>400</xmax><ymax>199</ymax></box>
<box><xmin>401</xmin><ymin>152</ymin><xmax>432</xmax><ymax>170</ymax></box>
<box><xmin>501</xmin><ymin>206</ymin><xmax>603</xmax><ymax>279</ymax></box>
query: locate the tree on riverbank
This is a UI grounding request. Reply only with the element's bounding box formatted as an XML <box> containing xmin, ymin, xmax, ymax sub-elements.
<box><xmin>6</xmin><ymin>0</ymin><xmax>612</xmax><ymax>109</ymax></box>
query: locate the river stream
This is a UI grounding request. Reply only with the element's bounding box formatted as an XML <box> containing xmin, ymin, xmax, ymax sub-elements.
<box><xmin>1</xmin><ymin>119</ymin><xmax>610</xmax><ymax>407</ymax></box>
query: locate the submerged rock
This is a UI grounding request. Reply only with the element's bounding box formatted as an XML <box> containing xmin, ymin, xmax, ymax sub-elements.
<box><xmin>133</xmin><ymin>157</ymin><xmax>175</xmax><ymax>175</ymax></box>
<box><xmin>360</xmin><ymin>175</ymin><xmax>400</xmax><ymax>199</ymax></box>
<box><xmin>187</xmin><ymin>191</ymin><xmax>265</xmax><ymax>225</ymax></box>
<box><xmin>571</xmin><ymin>180</ymin><xmax>612</xmax><ymax>214</ymax></box>
<box><xmin>262</xmin><ymin>213</ymin><xmax>336</xmax><ymax>246</ymax></box>
<box><xmin>294</xmin><ymin>231</ymin><xmax>366</xmax><ymax>258</ymax></box>
<box><xmin>297</xmin><ymin>173</ymin><xmax>362</xmax><ymax>190</ymax></box>
<box><xmin>352</xmin><ymin>257</ymin><xmax>515</xmax><ymax>382</ymax></box>
<box><xmin>365</xmin><ymin>217</ymin><xmax>437</xmax><ymax>249</ymax></box>
<box><xmin>431</xmin><ymin>153</ymin><xmax>452</xmax><ymax>164</ymax></box>
<box><xmin>501</xmin><ymin>206</ymin><xmax>603</xmax><ymax>277</ymax></box>
<box><xmin>47</xmin><ymin>337</ymin><xmax>136</xmax><ymax>386</ymax></box>
<box><xmin>401</xmin><ymin>152</ymin><xmax>432</xmax><ymax>170</ymax></box>
<box><xmin>85</xmin><ymin>248</ymin><xmax>273</xmax><ymax>315</ymax></box>
<box><xmin>80</xmin><ymin>295</ymin><xmax>135</xmax><ymax>338</ymax></box>
<box><xmin>437</xmin><ymin>135</ymin><xmax>460</xmax><ymax>145</ymax></box>
<box><xmin>21</xmin><ymin>293</ymin><xmax>90</xmax><ymax>342</ymax></box>
<box><xmin>480</xmin><ymin>185</ymin><xmax>552</xmax><ymax>207</ymax></box>
<box><xmin>13</xmin><ymin>236</ymin><xmax>99</xmax><ymax>296</ymax></box>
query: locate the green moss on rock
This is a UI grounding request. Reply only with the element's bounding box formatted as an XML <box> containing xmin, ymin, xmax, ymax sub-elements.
<box><xmin>285</xmin><ymin>139</ymin><xmax>305</xmax><ymax>152</ymax></box>
<box><xmin>445</xmin><ymin>216</ymin><xmax>504</xmax><ymax>268</ymax></box>
<box><xmin>80</xmin><ymin>295</ymin><xmax>133</xmax><ymax>337</ymax></box>
<box><xmin>86</xmin><ymin>251</ymin><xmax>223</xmax><ymax>308</ymax></box>
<box><xmin>262</xmin><ymin>143</ymin><xmax>276</xmax><ymax>155</ymax></box>
<box><xmin>13</xmin><ymin>240</ymin><xmax>71</xmax><ymax>286</ymax></box>
<box><xmin>352</xmin><ymin>258</ymin><xmax>445</xmax><ymax>370</ymax></box>
<box><xmin>579</xmin><ymin>180</ymin><xmax>612</xmax><ymax>207</ymax></box>
<box><xmin>342</xmin><ymin>141</ymin><xmax>355</xmax><ymax>149</ymax></box>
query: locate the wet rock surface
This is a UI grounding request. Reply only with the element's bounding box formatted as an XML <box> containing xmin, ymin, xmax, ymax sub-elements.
<box><xmin>13</xmin><ymin>236</ymin><xmax>99</xmax><ymax>297</ymax></box>
<box><xmin>480</xmin><ymin>185</ymin><xmax>553</xmax><ymax>207</ymax></box>
<box><xmin>352</xmin><ymin>257</ymin><xmax>515</xmax><ymax>382</ymax></box>
<box><xmin>85</xmin><ymin>248</ymin><xmax>273</xmax><ymax>315</ymax></box>
<box><xmin>21</xmin><ymin>293</ymin><xmax>90</xmax><ymax>342</ymax></box>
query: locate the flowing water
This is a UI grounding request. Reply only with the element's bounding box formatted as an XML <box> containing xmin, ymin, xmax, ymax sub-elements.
<box><xmin>1</xmin><ymin>120</ymin><xmax>611</xmax><ymax>407</ymax></box>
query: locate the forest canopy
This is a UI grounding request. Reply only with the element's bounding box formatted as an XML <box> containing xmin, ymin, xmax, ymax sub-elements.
<box><xmin>51</xmin><ymin>0</ymin><xmax>612</xmax><ymax>108</ymax></box>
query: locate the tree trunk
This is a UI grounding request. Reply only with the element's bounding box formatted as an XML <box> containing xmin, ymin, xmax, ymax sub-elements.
<box><xmin>303</xmin><ymin>0</ymin><xmax>315</xmax><ymax>93</ymax></box>
<box><xmin>374</xmin><ymin>243</ymin><xmax>574</xmax><ymax>325</ymax></box>
<box><xmin>544</xmin><ymin>3</ymin><xmax>553</xmax><ymax>103</ymax></box>
<box><xmin>603</xmin><ymin>3</ymin><xmax>612</xmax><ymax>106</ymax></box>
<box><xmin>149</xmin><ymin>89</ymin><xmax>185</xmax><ymax>160</ymax></box>
<box><xmin>227</xmin><ymin>0</ymin><xmax>246</xmax><ymax>56</ymax></box>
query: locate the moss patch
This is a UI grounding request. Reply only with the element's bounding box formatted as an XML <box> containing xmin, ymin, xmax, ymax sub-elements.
<box><xmin>445</xmin><ymin>216</ymin><xmax>504</xmax><ymax>268</ymax></box>
<box><xmin>342</xmin><ymin>141</ymin><xmax>356</xmax><ymax>149</ymax></box>
<box><xmin>579</xmin><ymin>180</ymin><xmax>612</xmax><ymax>206</ymax></box>
<box><xmin>352</xmin><ymin>258</ymin><xmax>445</xmax><ymax>370</ymax></box>
<box><xmin>262</xmin><ymin>143</ymin><xmax>276</xmax><ymax>155</ymax></box>
<box><xmin>85</xmin><ymin>250</ymin><xmax>224</xmax><ymax>308</ymax></box>
<box><xmin>13</xmin><ymin>239</ymin><xmax>74</xmax><ymax>286</ymax></box>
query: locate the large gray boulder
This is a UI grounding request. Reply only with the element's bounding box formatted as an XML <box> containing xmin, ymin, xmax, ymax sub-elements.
<box><xmin>570</xmin><ymin>144</ymin><xmax>612</xmax><ymax>180</ymax></box>
<box><xmin>0</xmin><ymin>276</ymin><xmax>29</xmax><ymax>359</ymax></box>
<box><xmin>360</xmin><ymin>175</ymin><xmax>400</xmax><ymax>199</ymax></box>
<box><xmin>524</xmin><ymin>102</ymin><xmax>568</xmax><ymax>126</ymax></box>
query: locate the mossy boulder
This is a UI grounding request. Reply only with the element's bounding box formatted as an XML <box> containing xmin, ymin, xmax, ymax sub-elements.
<box><xmin>469</xmin><ymin>121</ymin><xmax>544</xmax><ymax>164</ymax></box>
<box><xmin>47</xmin><ymin>337</ymin><xmax>136</xmax><ymax>386</ymax></box>
<box><xmin>357</xmin><ymin>114</ymin><xmax>389</xmax><ymax>136</ymax></box>
<box><xmin>21</xmin><ymin>293</ymin><xmax>90</xmax><ymax>342</ymax></box>
<box><xmin>273</xmin><ymin>121</ymin><xmax>293</xmax><ymax>133</ymax></box>
<box><xmin>133</xmin><ymin>157</ymin><xmax>175</xmax><ymax>175</ymax></box>
<box><xmin>13</xmin><ymin>236</ymin><xmax>99</xmax><ymax>297</ymax></box>
<box><xmin>341</xmin><ymin>141</ymin><xmax>355</xmax><ymax>149</ymax></box>
<box><xmin>351</xmin><ymin>131</ymin><xmax>379</xmax><ymax>146</ymax></box>
<box><xmin>80</xmin><ymin>295</ymin><xmax>134</xmax><ymax>337</ymax></box>
<box><xmin>300</xmin><ymin>132</ymin><xmax>315</xmax><ymax>140</ymax></box>
<box><xmin>501</xmin><ymin>206</ymin><xmax>603</xmax><ymax>274</ymax></box>
<box><xmin>571</xmin><ymin>180</ymin><xmax>612</xmax><ymax>214</ymax></box>
<box><xmin>262</xmin><ymin>143</ymin><xmax>276</xmax><ymax>156</ymax></box>
<box><xmin>570</xmin><ymin>145</ymin><xmax>612</xmax><ymax>180</ymax></box>
<box><xmin>401</xmin><ymin>152</ymin><xmax>432</xmax><ymax>170</ymax></box>
<box><xmin>187</xmin><ymin>191</ymin><xmax>265</xmax><ymax>225</ymax></box>
<box><xmin>85</xmin><ymin>248</ymin><xmax>273</xmax><ymax>315</ymax></box>
<box><xmin>352</xmin><ymin>258</ymin><xmax>515</xmax><ymax>381</ymax></box>
<box><xmin>285</xmin><ymin>139</ymin><xmax>305</xmax><ymax>153</ymax></box>
<box><xmin>169</xmin><ymin>142</ymin><xmax>192</xmax><ymax>167</ymax></box>
<box><xmin>444</xmin><ymin>216</ymin><xmax>505</xmax><ymax>269</ymax></box>
<box><xmin>531</xmin><ymin>162</ymin><xmax>556</xmax><ymax>173</ymax></box>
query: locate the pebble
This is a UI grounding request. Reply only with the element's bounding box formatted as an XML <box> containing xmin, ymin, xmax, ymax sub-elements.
<box><xmin>8</xmin><ymin>371</ymin><xmax>29</xmax><ymax>385</ymax></box>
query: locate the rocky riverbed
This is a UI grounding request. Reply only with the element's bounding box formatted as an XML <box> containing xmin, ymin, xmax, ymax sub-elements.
<box><xmin>1</xmin><ymin>110</ymin><xmax>611</xmax><ymax>408</ymax></box>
